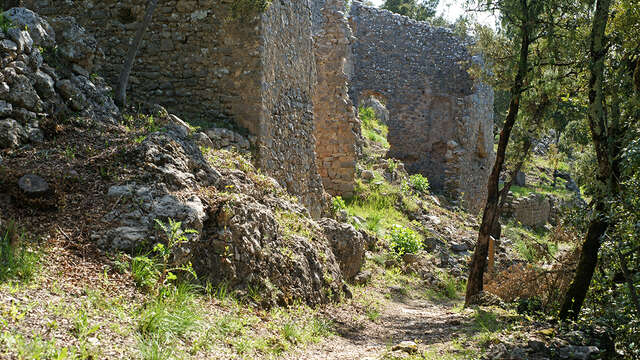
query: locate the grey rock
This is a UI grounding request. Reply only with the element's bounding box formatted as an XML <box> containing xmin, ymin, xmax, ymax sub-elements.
<box><xmin>391</xmin><ymin>341</ymin><xmax>418</xmax><ymax>354</ymax></box>
<box><xmin>18</xmin><ymin>174</ymin><xmax>49</xmax><ymax>196</ymax></box>
<box><xmin>6</xmin><ymin>28</ymin><xmax>33</xmax><ymax>54</ymax></box>
<box><xmin>0</xmin><ymin>39</ymin><xmax>18</xmax><ymax>53</ymax></box>
<box><xmin>515</xmin><ymin>171</ymin><xmax>526</xmax><ymax>187</ymax></box>
<box><xmin>192</xmin><ymin>132</ymin><xmax>213</xmax><ymax>148</ymax></box>
<box><xmin>48</xmin><ymin>16</ymin><xmax>99</xmax><ymax>71</ymax></box>
<box><xmin>353</xmin><ymin>270</ymin><xmax>372</xmax><ymax>285</ymax></box>
<box><xmin>319</xmin><ymin>218</ymin><xmax>365</xmax><ymax>280</ymax></box>
<box><xmin>0</xmin><ymin>100</ymin><xmax>12</xmax><ymax>117</ymax></box>
<box><xmin>558</xmin><ymin>345</ymin><xmax>599</xmax><ymax>360</ymax></box>
<box><xmin>0</xmin><ymin>118</ymin><xmax>26</xmax><ymax>148</ymax></box>
<box><xmin>360</xmin><ymin>96</ymin><xmax>389</xmax><ymax>124</ymax></box>
<box><xmin>11</xmin><ymin>107</ymin><xmax>37</xmax><ymax>124</ymax></box>
<box><xmin>450</xmin><ymin>242</ymin><xmax>468</xmax><ymax>252</ymax></box>
<box><xmin>56</xmin><ymin>79</ymin><xmax>88</xmax><ymax>111</ymax></box>
<box><xmin>7</xmin><ymin>74</ymin><xmax>42</xmax><ymax>112</ymax></box>
<box><xmin>205</xmin><ymin>127</ymin><xmax>250</xmax><ymax>151</ymax></box>
<box><xmin>3</xmin><ymin>7</ymin><xmax>56</xmax><ymax>48</ymax></box>
<box><xmin>361</xmin><ymin>169</ymin><xmax>375</xmax><ymax>181</ymax></box>
<box><xmin>33</xmin><ymin>70</ymin><xmax>56</xmax><ymax>100</ymax></box>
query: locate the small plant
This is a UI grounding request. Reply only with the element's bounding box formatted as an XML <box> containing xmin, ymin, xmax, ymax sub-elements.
<box><xmin>0</xmin><ymin>13</ymin><xmax>12</xmax><ymax>33</ymax></box>
<box><xmin>388</xmin><ymin>225</ymin><xmax>422</xmax><ymax>256</ymax></box>
<box><xmin>131</xmin><ymin>219</ymin><xmax>197</xmax><ymax>292</ymax></box>
<box><xmin>386</xmin><ymin>158</ymin><xmax>398</xmax><ymax>173</ymax></box>
<box><xmin>409</xmin><ymin>174</ymin><xmax>430</xmax><ymax>193</ymax></box>
<box><xmin>331</xmin><ymin>196</ymin><xmax>347</xmax><ymax>214</ymax></box>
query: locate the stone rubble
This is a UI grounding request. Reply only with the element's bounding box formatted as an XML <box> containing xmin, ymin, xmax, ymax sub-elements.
<box><xmin>0</xmin><ymin>8</ymin><xmax>118</xmax><ymax>150</ymax></box>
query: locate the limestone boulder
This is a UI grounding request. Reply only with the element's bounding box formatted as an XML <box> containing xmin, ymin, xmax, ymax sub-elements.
<box><xmin>0</xmin><ymin>118</ymin><xmax>25</xmax><ymax>148</ymax></box>
<box><xmin>318</xmin><ymin>217</ymin><xmax>365</xmax><ymax>280</ymax></box>
<box><xmin>48</xmin><ymin>16</ymin><xmax>100</xmax><ymax>71</ymax></box>
<box><xmin>3</xmin><ymin>7</ymin><xmax>56</xmax><ymax>48</ymax></box>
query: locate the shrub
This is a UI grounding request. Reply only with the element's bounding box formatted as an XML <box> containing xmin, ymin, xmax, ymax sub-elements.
<box><xmin>132</xmin><ymin>219</ymin><xmax>197</xmax><ymax>293</ymax></box>
<box><xmin>388</xmin><ymin>225</ymin><xmax>422</xmax><ymax>256</ymax></box>
<box><xmin>409</xmin><ymin>174</ymin><xmax>430</xmax><ymax>193</ymax></box>
<box><xmin>331</xmin><ymin>196</ymin><xmax>346</xmax><ymax>214</ymax></box>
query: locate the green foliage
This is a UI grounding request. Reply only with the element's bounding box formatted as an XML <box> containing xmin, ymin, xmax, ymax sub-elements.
<box><xmin>0</xmin><ymin>223</ymin><xmax>39</xmax><ymax>283</ymax></box>
<box><xmin>388</xmin><ymin>225</ymin><xmax>422</xmax><ymax>256</ymax></box>
<box><xmin>331</xmin><ymin>196</ymin><xmax>347</xmax><ymax>214</ymax></box>
<box><xmin>382</xmin><ymin>0</ymin><xmax>439</xmax><ymax>21</ymax></box>
<box><xmin>359</xmin><ymin>106</ymin><xmax>389</xmax><ymax>149</ymax></box>
<box><xmin>137</xmin><ymin>283</ymin><xmax>201</xmax><ymax>359</ymax></box>
<box><xmin>0</xmin><ymin>13</ymin><xmax>12</xmax><ymax>33</ymax></box>
<box><xmin>231</xmin><ymin>0</ymin><xmax>272</xmax><ymax>20</ymax></box>
<box><xmin>132</xmin><ymin>219</ymin><xmax>197</xmax><ymax>293</ymax></box>
<box><xmin>408</xmin><ymin>174</ymin><xmax>430</xmax><ymax>194</ymax></box>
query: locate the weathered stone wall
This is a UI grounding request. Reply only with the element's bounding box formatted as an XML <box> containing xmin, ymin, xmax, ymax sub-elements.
<box><xmin>311</xmin><ymin>0</ymin><xmax>360</xmax><ymax>197</ymax></box>
<box><xmin>348</xmin><ymin>2</ymin><xmax>495</xmax><ymax>212</ymax></box>
<box><xmin>23</xmin><ymin>0</ymin><xmax>326</xmax><ymax>216</ymax></box>
<box><xmin>258</xmin><ymin>0</ymin><xmax>324</xmax><ymax>216</ymax></box>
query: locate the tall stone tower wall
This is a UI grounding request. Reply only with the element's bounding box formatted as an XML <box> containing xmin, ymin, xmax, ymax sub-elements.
<box><xmin>311</xmin><ymin>0</ymin><xmax>360</xmax><ymax>198</ymax></box>
<box><xmin>349</xmin><ymin>2</ymin><xmax>495</xmax><ymax>212</ymax></box>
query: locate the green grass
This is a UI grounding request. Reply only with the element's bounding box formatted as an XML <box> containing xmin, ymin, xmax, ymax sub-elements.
<box><xmin>0</xmin><ymin>224</ymin><xmax>40</xmax><ymax>284</ymax></box>
<box><xmin>360</xmin><ymin>106</ymin><xmax>390</xmax><ymax>149</ymax></box>
<box><xmin>137</xmin><ymin>283</ymin><xmax>201</xmax><ymax>359</ymax></box>
<box><xmin>503</xmin><ymin>220</ymin><xmax>556</xmax><ymax>262</ymax></box>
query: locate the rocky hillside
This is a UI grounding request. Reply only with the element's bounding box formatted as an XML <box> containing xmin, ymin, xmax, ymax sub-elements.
<box><xmin>0</xmin><ymin>7</ymin><xmax>611</xmax><ymax>360</ymax></box>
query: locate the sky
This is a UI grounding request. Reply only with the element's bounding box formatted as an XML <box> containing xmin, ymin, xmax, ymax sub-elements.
<box><xmin>367</xmin><ymin>0</ymin><xmax>497</xmax><ymax>27</ymax></box>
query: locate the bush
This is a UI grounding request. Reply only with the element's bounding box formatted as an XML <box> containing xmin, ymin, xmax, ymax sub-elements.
<box><xmin>132</xmin><ymin>218</ymin><xmax>197</xmax><ymax>293</ymax></box>
<box><xmin>331</xmin><ymin>196</ymin><xmax>346</xmax><ymax>214</ymax></box>
<box><xmin>409</xmin><ymin>174</ymin><xmax>430</xmax><ymax>193</ymax></box>
<box><xmin>389</xmin><ymin>225</ymin><xmax>422</xmax><ymax>256</ymax></box>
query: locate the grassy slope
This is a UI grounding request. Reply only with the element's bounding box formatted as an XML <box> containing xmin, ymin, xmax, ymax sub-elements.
<box><xmin>0</xmin><ymin>108</ymin><xmax>581</xmax><ymax>359</ymax></box>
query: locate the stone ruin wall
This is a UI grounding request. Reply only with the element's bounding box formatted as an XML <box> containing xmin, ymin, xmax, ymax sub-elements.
<box><xmin>348</xmin><ymin>2</ymin><xmax>495</xmax><ymax>212</ymax></box>
<box><xmin>23</xmin><ymin>0</ymin><xmax>326</xmax><ymax>217</ymax></box>
<box><xmin>312</xmin><ymin>0</ymin><xmax>360</xmax><ymax>198</ymax></box>
<box><xmin>22</xmin><ymin>0</ymin><xmax>495</xmax><ymax>214</ymax></box>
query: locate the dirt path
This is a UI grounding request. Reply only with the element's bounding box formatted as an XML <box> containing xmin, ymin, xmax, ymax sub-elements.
<box><xmin>290</xmin><ymin>297</ymin><xmax>475</xmax><ymax>359</ymax></box>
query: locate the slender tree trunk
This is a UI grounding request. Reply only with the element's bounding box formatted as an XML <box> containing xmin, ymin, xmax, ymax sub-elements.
<box><xmin>115</xmin><ymin>0</ymin><xmax>159</xmax><ymax>108</ymax></box>
<box><xmin>464</xmin><ymin>0</ymin><xmax>532</xmax><ymax>307</ymax></box>
<box><xmin>559</xmin><ymin>0</ymin><xmax>612</xmax><ymax>320</ymax></box>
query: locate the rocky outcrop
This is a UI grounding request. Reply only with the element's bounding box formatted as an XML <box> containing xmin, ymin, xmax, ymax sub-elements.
<box><xmin>0</xmin><ymin>8</ymin><xmax>118</xmax><ymax>149</ymax></box>
<box><xmin>96</xmin><ymin>107</ymin><xmax>347</xmax><ymax>306</ymax></box>
<box><xmin>348</xmin><ymin>2</ymin><xmax>495</xmax><ymax>212</ymax></box>
<box><xmin>319</xmin><ymin>218</ymin><xmax>365</xmax><ymax>280</ymax></box>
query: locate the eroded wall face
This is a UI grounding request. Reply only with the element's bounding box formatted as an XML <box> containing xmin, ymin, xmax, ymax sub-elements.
<box><xmin>349</xmin><ymin>2</ymin><xmax>495</xmax><ymax>212</ymax></box>
<box><xmin>311</xmin><ymin>0</ymin><xmax>360</xmax><ymax>198</ymax></box>
<box><xmin>25</xmin><ymin>0</ymin><xmax>326</xmax><ymax>217</ymax></box>
<box><xmin>258</xmin><ymin>0</ymin><xmax>325</xmax><ymax>217</ymax></box>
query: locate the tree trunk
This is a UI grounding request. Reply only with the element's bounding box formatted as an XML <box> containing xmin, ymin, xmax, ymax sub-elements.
<box><xmin>115</xmin><ymin>0</ymin><xmax>159</xmax><ymax>108</ymax></box>
<box><xmin>464</xmin><ymin>0</ymin><xmax>532</xmax><ymax>307</ymax></box>
<box><xmin>559</xmin><ymin>0</ymin><xmax>612</xmax><ymax>320</ymax></box>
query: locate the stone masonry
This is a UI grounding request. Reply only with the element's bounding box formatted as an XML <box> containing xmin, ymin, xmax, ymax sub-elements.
<box><xmin>348</xmin><ymin>2</ymin><xmax>495</xmax><ymax>212</ymax></box>
<box><xmin>24</xmin><ymin>0</ymin><xmax>326</xmax><ymax>217</ymax></box>
<box><xmin>312</xmin><ymin>0</ymin><xmax>360</xmax><ymax>198</ymax></box>
<box><xmin>22</xmin><ymin>0</ymin><xmax>496</xmax><ymax>214</ymax></box>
